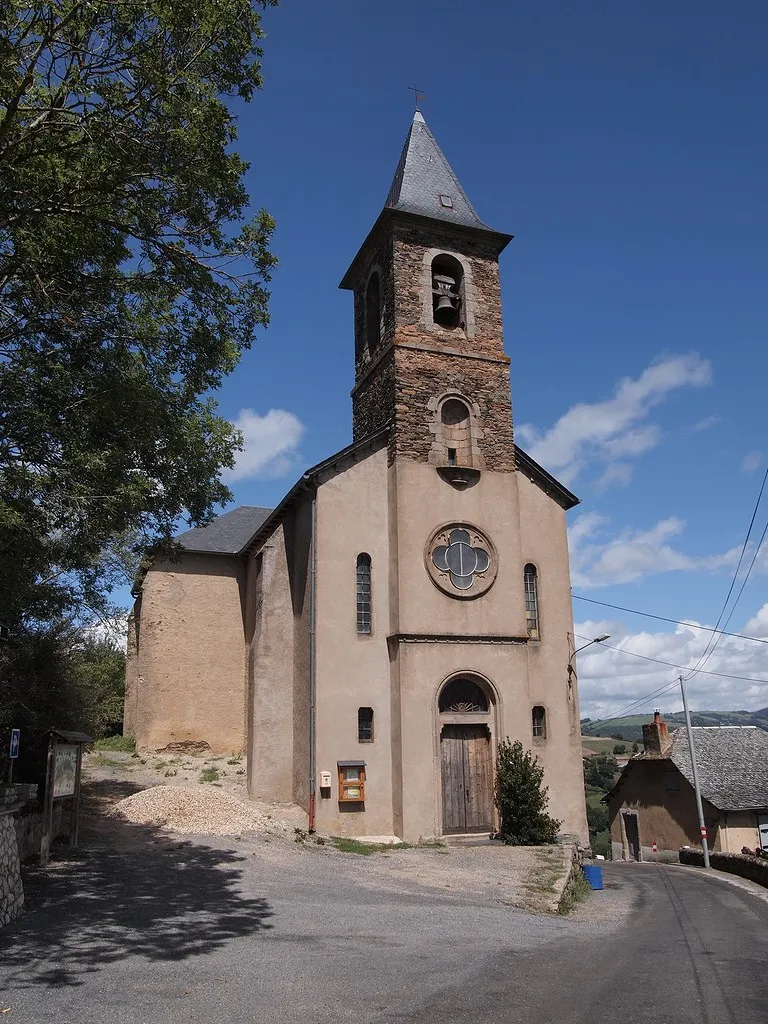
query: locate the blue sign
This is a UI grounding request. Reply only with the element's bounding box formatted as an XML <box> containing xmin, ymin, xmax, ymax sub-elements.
<box><xmin>9</xmin><ymin>729</ymin><xmax>20</xmax><ymax>759</ymax></box>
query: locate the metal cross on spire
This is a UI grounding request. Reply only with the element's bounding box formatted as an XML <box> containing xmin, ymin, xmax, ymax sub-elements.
<box><xmin>408</xmin><ymin>84</ymin><xmax>426</xmax><ymax>110</ymax></box>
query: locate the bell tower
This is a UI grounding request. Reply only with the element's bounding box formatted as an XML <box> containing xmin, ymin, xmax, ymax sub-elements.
<box><xmin>340</xmin><ymin>111</ymin><xmax>516</xmax><ymax>472</ymax></box>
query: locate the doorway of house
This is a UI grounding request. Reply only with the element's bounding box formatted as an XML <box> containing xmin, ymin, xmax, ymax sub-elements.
<box><xmin>622</xmin><ymin>811</ymin><xmax>641</xmax><ymax>861</ymax></box>
<box><xmin>440</xmin><ymin>724</ymin><xmax>493</xmax><ymax>834</ymax></box>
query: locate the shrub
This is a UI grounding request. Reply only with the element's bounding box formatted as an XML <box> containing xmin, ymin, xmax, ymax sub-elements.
<box><xmin>93</xmin><ymin>734</ymin><xmax>135</xmax><ymax>753</ymax></box>
<box><xmin>612</xmin><ymin>743</ymin><xmax>626</xmax><ymax>755</ymax></box>
<box><xmin>495</xmin><ymin>739</ymin><xmax>561</xmax><ymax>845</ymax></box>
<box><xmin>583</xmin><ymin>754</ymin><xmax>619</xmax><ymax>791</ymax></box>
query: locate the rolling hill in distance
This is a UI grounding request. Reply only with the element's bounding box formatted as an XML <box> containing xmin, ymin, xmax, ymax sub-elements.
<box><xmin>581</xmin><ymin>708</ymin><xmax>768</xmax><ymax>742</ymax></box>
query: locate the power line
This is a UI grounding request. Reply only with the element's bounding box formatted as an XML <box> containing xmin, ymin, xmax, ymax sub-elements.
<box><xmin>574</xmin><ymin>633</ymin><xmax>768</xmax><ymax>685</ymax></box>
<box><xmin>685</xmin><ymin>466</ymin><xmax>768</xmax><ymax>681</ymax></box>
<box><xmin>573</xmin><ymin>595</ymin><xmax>768</xmax><ymax>645</ymax></box>
<box><xmin>588</xmin><ymin>680</ymin><xmax>681</xmax><ymax>728</ymax></box>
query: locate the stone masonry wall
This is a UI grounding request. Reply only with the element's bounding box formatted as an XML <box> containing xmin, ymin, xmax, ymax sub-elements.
<box><xmin>0</xmin><ymin>815</ymin><xmax>24</xmax><ymax>928</ymax></box>
<box><xmin>392</xmin><ymin>347</ymin><xmax>514</xmax><ymax>470</ymax></box>
<box><xmin>350</xmin><ymin>216</ymin><xmax>514</xmax><ymax>465</ymax></box>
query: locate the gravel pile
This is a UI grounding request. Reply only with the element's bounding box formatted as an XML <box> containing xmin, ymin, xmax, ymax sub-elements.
<box><xmin>113</xmin><ymin>785</ymin><xmax>286</xmax><ymax>836</ymax></box>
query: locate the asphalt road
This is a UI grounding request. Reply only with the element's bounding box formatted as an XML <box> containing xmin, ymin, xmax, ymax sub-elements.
<box><xmin>1</xmin><ymin>825</ymin><xmax>767</xmax><ymax>1024</ymax></box>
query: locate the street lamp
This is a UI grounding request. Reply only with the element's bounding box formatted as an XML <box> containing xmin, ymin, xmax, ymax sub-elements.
<box><xmin>567</xmin><ymin>633</ymin><xmax>610</xmax><ymax>692</ymax></box>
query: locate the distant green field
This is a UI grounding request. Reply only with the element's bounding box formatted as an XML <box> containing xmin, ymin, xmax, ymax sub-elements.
<box><xmin>581</xmin><ymin>736</ymin><xmax>621</xmax><ymax>754</ymax></box>
<box><xmin>581</xmin><ymin>708</ymin><xmax>768</xmax><ymax>742</ymax></box>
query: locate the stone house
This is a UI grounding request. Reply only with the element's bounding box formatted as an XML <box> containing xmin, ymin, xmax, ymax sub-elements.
<box><xmin>124</xmin><ymin>110</ymin><xmax>589</xmax><ymax>845</ymax></box>
<box><xmin>607</xmin><ymin>713</ymin><xmax>768</xmax><ymax>860</ymax></box>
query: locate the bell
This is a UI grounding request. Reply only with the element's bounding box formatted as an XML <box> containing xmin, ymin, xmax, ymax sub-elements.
<box><xmin>434</xmin><ymin>294</ymin><xmax>458</xmax><ymax>326</ymax></box>
<box><xmin>434</xmin><ymin>300</ymin><xmax>459</xmax><ymax>327</ymax></box>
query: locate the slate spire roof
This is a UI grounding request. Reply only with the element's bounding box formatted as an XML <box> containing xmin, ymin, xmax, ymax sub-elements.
<box><xmin>384</xmin><ymin>110</ymin><xmax>496</xmax><ymax>232</ymax></box>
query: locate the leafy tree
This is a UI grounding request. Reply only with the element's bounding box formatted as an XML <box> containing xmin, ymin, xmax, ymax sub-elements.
<box><xmin>612</xmin><ymin>743</ymin><xmax>626</xmax><ymax>754</ymax></box>
<box><xmin>0</xmin><ymin>621</ymin><xmax>126</xmax><ymax>785</ymax></box>
<box><xmin>1</xmin><ymin>1</ymin><xmax>277</xmax><ymax>632</ymax></box>
<box><xmin>632</xmin><ymin>742</ymin><xmax>639</xmax><ymax>753</ymax></box>
<box><xmin>583</xmin><ymin>754</ymin><xmax>618</xmax><ymax>791</ymax></box>
<box><xmin>495</xmin><ymin>739</ymin><xmax>561</xmax><ymax>845</ymax></box>
<box><xmin>586</xmin><ymin>803</ymin><xmax>609</xmax><ymax>835</ymax></box>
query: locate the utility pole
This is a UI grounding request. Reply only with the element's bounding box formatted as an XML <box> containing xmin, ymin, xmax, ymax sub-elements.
<box><xmin>679</xmin><ymin>675</ymin><xmax>711</xmax><ymax>869</ymax></box>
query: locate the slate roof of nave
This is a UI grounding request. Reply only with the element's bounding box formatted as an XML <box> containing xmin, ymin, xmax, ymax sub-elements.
<box><xmin>177</xmin><ymin>505</ymin><xmax>273</xmax><ymax>554</ymax></box>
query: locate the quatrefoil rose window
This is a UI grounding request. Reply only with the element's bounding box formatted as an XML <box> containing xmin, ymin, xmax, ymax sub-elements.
<box><xmin>426</xmin><ymin>524</ymin><xmax>498</xmax><ymax>599</ymax></box>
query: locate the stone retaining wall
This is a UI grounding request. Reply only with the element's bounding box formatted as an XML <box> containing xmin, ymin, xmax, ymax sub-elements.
<box><xmin>679</xmin><ymin>847</ymin><xmax>768</xmax><ymax>888</ymax></box>
<box><xmin>0</xmin><ymin>815</ymin><xmax>24</xmax><ymax>928</ymax></box>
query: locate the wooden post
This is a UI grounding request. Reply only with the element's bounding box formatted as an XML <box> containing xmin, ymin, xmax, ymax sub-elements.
<box><xmin>70</xmin><ymin>743</ymin><xmax>83</xmax><ymax>847</ymax></box>
<box><xmin>39</xmin><ymin>737</ymin><xmax>55</xmax><ymax>866</ymax></box>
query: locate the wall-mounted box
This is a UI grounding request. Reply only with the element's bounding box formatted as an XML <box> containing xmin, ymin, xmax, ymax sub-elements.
<box><xmin>319</xmin><ymin>771</ymin><xmax>332</xmax><ymax>789</ymax></box>
<box><xmin>337</xmin><ymin>760</ymin><xmax>366</xmax><ymax>803</ymax></box>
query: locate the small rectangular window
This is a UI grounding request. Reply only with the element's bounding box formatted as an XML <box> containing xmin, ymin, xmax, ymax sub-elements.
<box><xmin>447</xmin><ymin>447</ymin><xmax>457</xmax><ymax>466</ymax></box>
<box><xmin>532</xmin><ymin>705</ymin><xmax>547</xmax><ymax>740</ymax></box>
<box><xmin>358</xmin><ymin>707</ymin><xmax>374</xmax><ymax>743</ymax></box>
<box><xmin>338</xmin><ymin>762</ymin><xmax>366</xmax><ymax>802</ymax></box>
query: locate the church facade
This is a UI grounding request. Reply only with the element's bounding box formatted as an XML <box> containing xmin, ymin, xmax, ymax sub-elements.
<box><xmin>124</xmin><ymin>111</ymin><xmax>589</xmax><ymax>844</ymax></box>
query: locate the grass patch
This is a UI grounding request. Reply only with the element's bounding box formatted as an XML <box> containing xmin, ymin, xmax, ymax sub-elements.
<box><xmin>558</xmin><ymin>865</ymin><xmax>591</xmax><ymax>915</ymax></box>
<box><xmin>524</xmin><ymin>848</ymin><xmax>564</xmax><ymax>897</ymax></box>
<box><xmin>92</xmin><ymin>734</ymin><xmax>135</xmax><ymax>753</ymax></box>
<box><xmin>330</xmin><ymin>837</ymin><xmax>446</xmax><ymax>856</ymax></box>
<box><xmin>199</xmin><ymin>766</ymin><xmax>221</xmax><ymax>783</ymax></box>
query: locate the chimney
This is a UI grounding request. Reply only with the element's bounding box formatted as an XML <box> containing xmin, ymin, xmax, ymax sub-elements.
<box><xmin>642</xmin><ymin>710</ymin><xmax>671</xmax><ymax>755</ymax></box>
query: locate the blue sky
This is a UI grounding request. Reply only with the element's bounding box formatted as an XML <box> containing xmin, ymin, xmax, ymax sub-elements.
<box><xmin>146</xmin><ymin>2</ymin><xmax>768</xmax><ymax>718</ymax></box>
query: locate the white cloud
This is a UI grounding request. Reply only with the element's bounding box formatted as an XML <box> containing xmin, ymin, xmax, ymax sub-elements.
<box><xmin>223</xmin><ymin>408</ymin><xmax>305</xmax><ymax>482</ymax></box>
<box><xmin>518</xmin><ymin>353</ymin><xmax>712</xmax><ymax>487</ymax></box>
<box><xmin>574</xmin><ymin>603</ymin><xmax>768</xmax><ymax>719</ymax></box>
<box><xmin>691</xmin><ymin>414</ymin><xmax>721</xmax><ymax>432</ymax></box>
<box><xmin>569</xmin><ymin>513</ymin><xmax>739</xmax><ymax>588</ymax></box>
<box><xmin>742</xmin><ymin>451</ymin><xmax>763</xmax><ymax>474</ymax></box>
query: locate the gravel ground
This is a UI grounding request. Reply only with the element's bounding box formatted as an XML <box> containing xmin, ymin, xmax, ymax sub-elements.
<box><xmin>111</xmin><ymin>785</ymin><xmax>295</xmax><ymax>836</ymax></box>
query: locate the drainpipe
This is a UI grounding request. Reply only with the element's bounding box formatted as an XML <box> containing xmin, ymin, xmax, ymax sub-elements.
<box><xmin>308</xmin><ymin>486</ymin><xmax>317</xmax><ymax>832</ymax></box>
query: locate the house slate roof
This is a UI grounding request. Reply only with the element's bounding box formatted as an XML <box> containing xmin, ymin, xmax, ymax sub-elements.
<box><xmin>176</xmin><ymin>505</ymin><xmax>273</xmax><ymax>555</ymax></box>
<box><xmin>385</xmin><ymin>111</ymin><xmax>496</xmax><ymax>232</ymax></box>
<box><xmin>669</xmin><ymin>726</ymin><xmax>768</xmax><ymax>812</ymax></box>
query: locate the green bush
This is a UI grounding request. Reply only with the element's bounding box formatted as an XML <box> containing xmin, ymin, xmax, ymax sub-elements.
<box><xmin>583</xmin><ymin>754</ymin><xmax>619</xmax><ymax>791</ymax></box>
<box><xmin>591</xmin><ymin>830</ymin><xmax>612</xmax><ymax>858</ymax></box>
<box><xmin>495</xmin><ymin>739</ymin><xmax>561</xmax><ymax>845</ymax></box>
<box><xmin>92</xmin><ymin>734</ymin><xmax>135</xmax><ymax>752</ymax></box>
<box><xmin>612</xmin><ymin>743</ymin><xmax>626</xmax><ymax>754</ymax></box>
<box><xmin>586</xmin><ymin>803</ymin><xmax>609</xmax><ymax>835</ymax></box>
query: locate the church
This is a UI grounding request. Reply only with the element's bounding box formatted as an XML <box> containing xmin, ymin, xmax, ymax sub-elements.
<box><xmin>124</xmin><ymin>111</ymin><xmax>589</xmax><ymax>844</ymax></box>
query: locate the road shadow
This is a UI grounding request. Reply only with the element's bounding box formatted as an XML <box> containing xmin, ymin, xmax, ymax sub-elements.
<box><xmin>0</xmin><ymin>785</ymin><xmax>273</xmax><ymax>989</ymax></box>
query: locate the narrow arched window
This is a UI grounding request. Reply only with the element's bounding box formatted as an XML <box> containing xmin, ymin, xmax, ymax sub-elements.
<box><xmin>356</xmin><ymin>553</ymin><xmax>372</xmax><ymax>634</ymax></box>
<box><xmin>532</xmin><ymin>705</ymin><xmax>547</xmax><ymax>740</ymax></box>
<box><xmin>366</xmin><ymin>273</ymin><xmax>381</xmax><ymax>352</ymax></box>
<box><xmin>440</xmin><ymin>397</ymin><xmax>471</xmax><ymax>466</ymax></box>
<box><xmin>524</xmin><ymin>563</ymin><xmax>539</xmax><ymax>638</ymax></box>
<box><xmin>358</xmin><ymin>707</ymin><xmax>374</xmax><ymax>743</ymax></box>
<box><xmin>431</xmin><ymin>254</ymin><xmax>463</xmax><ymax>329</ymax></box>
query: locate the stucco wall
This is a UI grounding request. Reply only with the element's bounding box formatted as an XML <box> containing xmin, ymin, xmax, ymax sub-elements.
<box><xmin>515</xmin><ymin>471</ymin><xmax>588</xmax><ymax>842</ymax></box>
<box><xmin>313</xmin><ymin>446</ymin><xmax>395</xmax><ymax>837</ymax></box>
<box><xmin>608</xmin><ymin>760</ymin><xmax>722</xmax><ymax>857</ymax></box>
<box><xmin>719</xmin><ymin>810</ymin><xmax>764</xmax><ymax>853</ymax></box>
<box><xmin>247</xmin><ymin>522</ymin><xmax>300</xmax><ymax>804</ymax></box>
<box><xmin>130</xmin><ymin>555</ymin><xmax>246</xmax><ymax>753</ymax></box>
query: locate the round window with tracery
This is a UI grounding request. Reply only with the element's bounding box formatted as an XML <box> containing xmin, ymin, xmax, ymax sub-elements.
<box><xmin>425</xmin><ymin>523</ymin><xmax>498</xmax><ymax>599</ymax></box>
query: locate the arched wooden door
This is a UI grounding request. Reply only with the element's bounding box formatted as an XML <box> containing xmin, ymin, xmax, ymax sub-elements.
<box><xmin>440</xmin><ymin>724</ymin><xmax>493</xmax><ymax>834</ymax></box>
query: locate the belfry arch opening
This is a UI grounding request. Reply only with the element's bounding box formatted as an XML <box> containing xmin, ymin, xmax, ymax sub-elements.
<box><xmin>365</xmin><ymin>271</ymin><xmax>381</xmax><ymax>352</ymax></box>
<box><xmin>431</xmin><ymin>253</ymin><xmax>463</xmax><ymax>329</ymax></box>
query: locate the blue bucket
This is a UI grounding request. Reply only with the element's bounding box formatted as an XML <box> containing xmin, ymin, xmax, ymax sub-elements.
<box><xmin>582</xmin><ymin>864</ymin><xmax>603</xmax><ymax>890</ymax></box>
